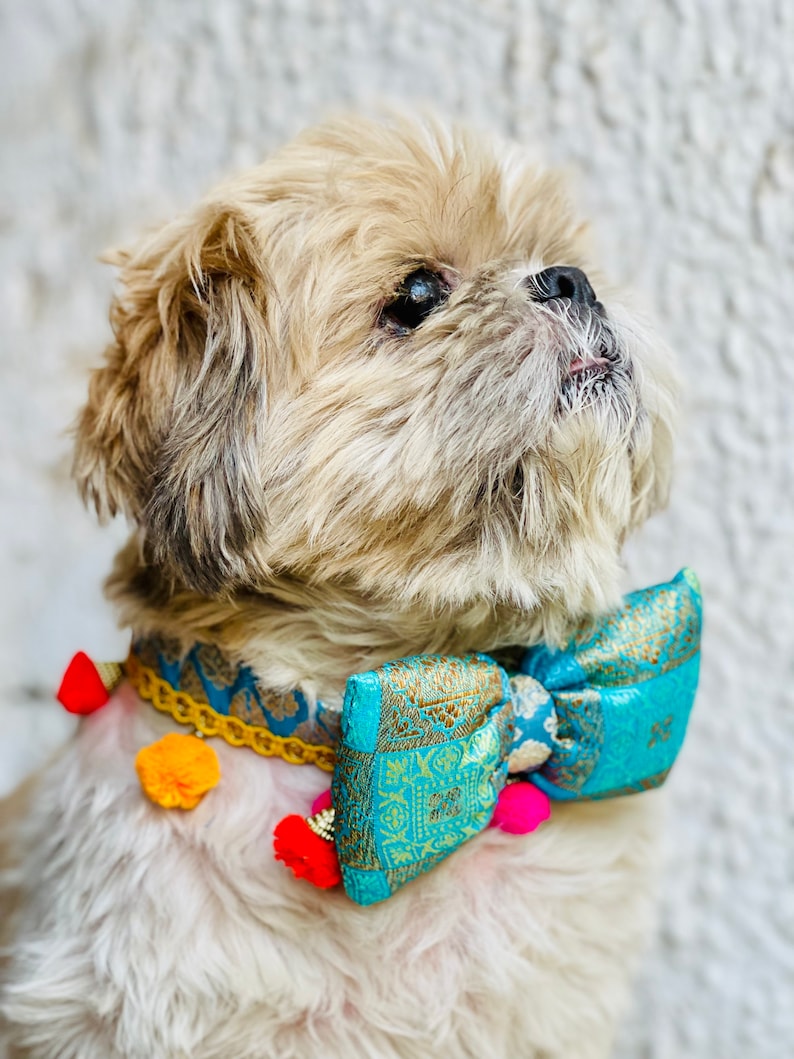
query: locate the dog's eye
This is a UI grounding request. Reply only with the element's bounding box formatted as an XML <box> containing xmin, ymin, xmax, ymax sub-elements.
<box><xmin>382</xmin><ymin>269</ymin><xmax>451</xmax><ymax>332</ymax></box>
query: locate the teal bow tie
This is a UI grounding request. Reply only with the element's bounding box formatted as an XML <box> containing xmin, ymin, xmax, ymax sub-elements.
<box><xmin>331</xmin><ymin>568</ymin><xmax>702</xmax><ymax>906</ymax></box>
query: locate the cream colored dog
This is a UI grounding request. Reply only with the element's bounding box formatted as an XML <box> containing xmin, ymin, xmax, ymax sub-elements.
<box><xmin>0</xmin><ymin>116</ymin><xmax>677</xmax><ymax>1059</ymax></box>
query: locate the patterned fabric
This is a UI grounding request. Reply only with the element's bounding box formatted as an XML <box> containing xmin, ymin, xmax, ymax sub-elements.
<box><xmin>131</xmin><ymin>636</ymin><xmax>340</xmax><ymax>751</ymax></box>
<box><xmin>132</xmin><ymin>570</ymin><xmax>701</xmax><ymax>906</ymax></box>
<box><xmin>332</xmin><ymin>655</ymin><xmax>514</xmax><ymax>906</ymax></box>
<box><xmin>331</xmin><ymin>569</ymin><xmax>702</xmax><ymax>904</ymax></box>
<box><xmin>520</xmin><ymin>567</ymin><xmax>702</xmax><ymax>799</ymax></box>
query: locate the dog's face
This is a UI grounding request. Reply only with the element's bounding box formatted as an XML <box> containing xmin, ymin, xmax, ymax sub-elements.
<box><xmin>76</xmin><ymin>117</ymin><xmax>676</xmax><ymax>635</ymax></box>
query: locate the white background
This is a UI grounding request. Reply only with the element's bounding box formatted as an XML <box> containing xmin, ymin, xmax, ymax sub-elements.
<box><xmin>1</xmin><ymin>2</ymin><xmax>792</xmax><ymax>1056</ymax></box>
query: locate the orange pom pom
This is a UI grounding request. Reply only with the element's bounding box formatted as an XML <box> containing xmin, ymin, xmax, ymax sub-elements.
<box><xmin>135</xmin><ymin>732</ymin><xmax>220</xmax><ymax>810</ymax></box>
<box><xmin>273</xmin><ymin>814</ymin><xmax>342</xmax><ymax>889</ymax></box>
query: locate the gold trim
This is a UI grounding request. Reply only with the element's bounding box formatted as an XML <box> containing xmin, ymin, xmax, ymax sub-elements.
<box><xmin>125</xmin><ymin>653</ymin><xmax>336</xmax><ymax>773</ymax></box>
<box><xmin>306</xmin><ymin>806</ymin><xmax>336</xmax><ymax>841</ymax></box>
<box><xmin>95</xmin><ymin>660</ymin><xmax>124</xmax><ymax>693</ymax></box>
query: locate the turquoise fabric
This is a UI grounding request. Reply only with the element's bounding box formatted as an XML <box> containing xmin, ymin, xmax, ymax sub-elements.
<box><xmin>332</xmin><ymin>655</ymin><xmax>514</xmax><ymax>906</ymax></box>
<box><xmin>332</xmin><ymin>569</ymin><xmax>702</xmax><ymax>905</ymax></box>
<box><xmin>519</xmin><ymin>567</ymin><xmax>702</xmax><ymax>799</ymax></box>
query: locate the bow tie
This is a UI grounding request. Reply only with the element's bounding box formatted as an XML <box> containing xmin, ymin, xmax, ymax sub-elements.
<box><xmin>315</xmin><ymin>568</ymin><xmax>702</xmax><ymax>905</ymax></box>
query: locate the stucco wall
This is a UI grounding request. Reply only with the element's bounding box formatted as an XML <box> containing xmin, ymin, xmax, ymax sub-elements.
<box><xmin>1</xmin><ymin>2</ymin><xmax>792</xmax><ymax>1056</ymax></box>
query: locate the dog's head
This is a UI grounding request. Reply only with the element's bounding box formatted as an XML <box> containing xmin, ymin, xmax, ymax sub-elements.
<box><xmin>75</xmin><ymin>116</ymin><xmax>676</xmax><ymax>637</ymax></box>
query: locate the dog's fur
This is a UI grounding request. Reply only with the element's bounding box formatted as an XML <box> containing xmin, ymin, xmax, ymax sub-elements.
<box><xmin>0</xmin><ymin>116</ymin><xmax>677</xmax><ymax>1059</ymax></box>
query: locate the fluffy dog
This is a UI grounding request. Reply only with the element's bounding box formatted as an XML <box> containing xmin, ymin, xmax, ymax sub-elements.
<box><xmin>0</xmin><ymin>116</ymin><xmax>677</xmax><ymax>1059</ymax></box>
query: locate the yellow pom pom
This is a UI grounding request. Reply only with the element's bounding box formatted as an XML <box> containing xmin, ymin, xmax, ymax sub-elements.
<box><xmin>135</xmin><ymin>732</ymin><xmax>221</xmax><ymax>810</ymax></box>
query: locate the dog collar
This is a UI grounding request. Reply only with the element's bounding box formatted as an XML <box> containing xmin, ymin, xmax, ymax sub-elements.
<box><xmin>57</xmin><ymin>568</ymin><xmax>702</xmax><ymax>905</ymax></box>
<box><xmin>125</xmin><ymin>639</ymin><xmax>340</xmax><ymax>772</ymax></box>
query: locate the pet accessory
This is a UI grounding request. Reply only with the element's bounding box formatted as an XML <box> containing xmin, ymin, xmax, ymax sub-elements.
<box><xmin>134</xmin><ymin>732</ymin><xmax>221</xmax><ymax>809</ymax></box>
<box><xmin>56</xmin><ymin>652</ymin><xmax>224</xmax><ymax>809</ymax></box>
<box><xmin>291</xmin><ymin>566</ymin><xmax>702</xmax><ymax>905</ymax></box>
<box><xmin>272</xmin><ymin>789</ymin><xmax>343</xmax><ymax>889</ymax></box>
<box><xmin>57</xmin><ymin>569</ymin><xmax>702</xmax><ymax>904</ymax></box>
<box><xmin>57</xmin><ymin>652</ymin><xmax>124</xmax><ymax>714</ymax></box>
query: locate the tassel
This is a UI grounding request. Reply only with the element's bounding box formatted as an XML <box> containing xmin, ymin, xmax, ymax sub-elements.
<box><xmin>135</xmin><ymin>732</ymin><xmax>221</xmax><ymax>810</ymax></box>
<box><xmin>273</xmin><ymin>801</ymin><xmax>341</xmax><ymax>889</ymax></box>
<box><xmin>57</xmin><ymin>652</ymin><xmax>124</xmax><ymax>715</ymax></box>
<box><xmin>489</xmin><ymin>781</ymin><xmax>551</xmax><ymax>834</ymax></box>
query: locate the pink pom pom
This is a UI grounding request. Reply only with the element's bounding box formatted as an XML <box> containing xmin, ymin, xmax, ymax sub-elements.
<box><xmin>490</xmin><ymin>782</ymin><xmax>551</xmax><ymax>834</ymax></box>
<box><xmin>311</xmin><ymin>788</ymin><xmax>333</xmax><ymax>815</ymax></box>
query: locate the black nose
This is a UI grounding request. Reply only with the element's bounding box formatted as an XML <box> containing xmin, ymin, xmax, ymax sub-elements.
<box><xmin>525</xmin><ymin>266</ymin><xmax>597</xmax><ymax>307</ymax></box>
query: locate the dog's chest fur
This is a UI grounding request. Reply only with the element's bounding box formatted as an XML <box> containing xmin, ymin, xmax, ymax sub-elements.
<box><xmin>3</xmin><ymin>682</ymin><xmax>660</xmax><ymax>1059</ymax></box>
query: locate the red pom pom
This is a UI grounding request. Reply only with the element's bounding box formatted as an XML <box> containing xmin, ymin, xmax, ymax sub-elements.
<box><xmin>56</xmin><ymin>652</ymin><xmax>112</xmax><ymax>715</ymax></box>
<box><xmin>489</xmin><ymin>781</ymin><xmax>551</xmax><ymax>834</ymax></box>
<box><xmin>273</xmin><ymin>815</ymin><xmax>342</xmax><ymax>889</ymax></box>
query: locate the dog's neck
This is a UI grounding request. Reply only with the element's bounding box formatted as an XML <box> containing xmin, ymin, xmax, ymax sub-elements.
<box><xmin>107</xmin><ymin>538</ymin><xmax>549</xmax><ymax>704</ymax></box>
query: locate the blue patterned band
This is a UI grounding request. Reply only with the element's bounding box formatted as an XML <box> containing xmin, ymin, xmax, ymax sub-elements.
<box><xmin>131</xmin><ymin>637</ymin><xmax>341</xmax><ymax>750</ymax></box>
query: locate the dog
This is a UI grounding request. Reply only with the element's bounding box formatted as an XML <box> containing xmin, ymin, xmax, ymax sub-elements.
<box><xmin>0</xmin><ymin>115</ymin><xmax>678</xmax><ymax>1059</ymax></box>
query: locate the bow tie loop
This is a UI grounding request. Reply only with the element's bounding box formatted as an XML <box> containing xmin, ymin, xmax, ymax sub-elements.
<box><xmin>518</xmin><ymin>567</ymin><xmax>702</xmax><ymax>800</ymax></box>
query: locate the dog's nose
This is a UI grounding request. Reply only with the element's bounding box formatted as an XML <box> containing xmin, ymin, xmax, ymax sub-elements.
<box><xmin>525</xmin><ymin>266</ymin><xmax>597</xmax><ymax>308</ymax></box>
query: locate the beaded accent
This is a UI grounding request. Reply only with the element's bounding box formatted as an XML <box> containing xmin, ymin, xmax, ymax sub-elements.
<box><xmin>306</xmin><ymin>807</ymin><xmax>336</xmax><ymax>841</ymax></box>
<box><xmin>126</xmin><ymin>652</ymin><xmax>336</xmax><ymax>773</ymax></box>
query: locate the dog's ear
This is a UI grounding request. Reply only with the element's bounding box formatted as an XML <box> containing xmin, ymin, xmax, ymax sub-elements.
<box><xmin>74</xmin><ymin>202</ymin><xmax>272</xmax><ymax>595</ymax></box>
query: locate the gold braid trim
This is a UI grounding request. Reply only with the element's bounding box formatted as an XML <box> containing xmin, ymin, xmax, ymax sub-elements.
<box><xmin>125</xmin><ymin>652</ymin><xmax>336</xmax><ymax>773</ymax></box>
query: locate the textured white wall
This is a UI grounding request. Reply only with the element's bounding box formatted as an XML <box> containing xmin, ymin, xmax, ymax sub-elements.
<box><xmin>1</xmin><ymin>1</ymin><xmax>792</xmax><ymax>1056</ymax></box>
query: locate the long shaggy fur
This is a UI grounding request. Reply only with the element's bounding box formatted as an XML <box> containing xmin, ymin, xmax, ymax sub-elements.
<box><xmin>1</xmin><ymin>116</ymin><xmax>678</xmax><ymax>1058</ymax></box>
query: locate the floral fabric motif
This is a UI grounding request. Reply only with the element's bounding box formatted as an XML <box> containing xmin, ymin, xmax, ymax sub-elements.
<box><xmin>380</xmin><ymin>655</ymin><xmax>506</xmax><ymax>749</ymax></box>
<box><xmin>507</xmin><ymin>673</ymin><xmax>557</xmax><ymax>772</ymax></box>
<box><xmin>195</xmin><ymin>643</ymin><xmax>237</xmax><ymax>689</ymax></box>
